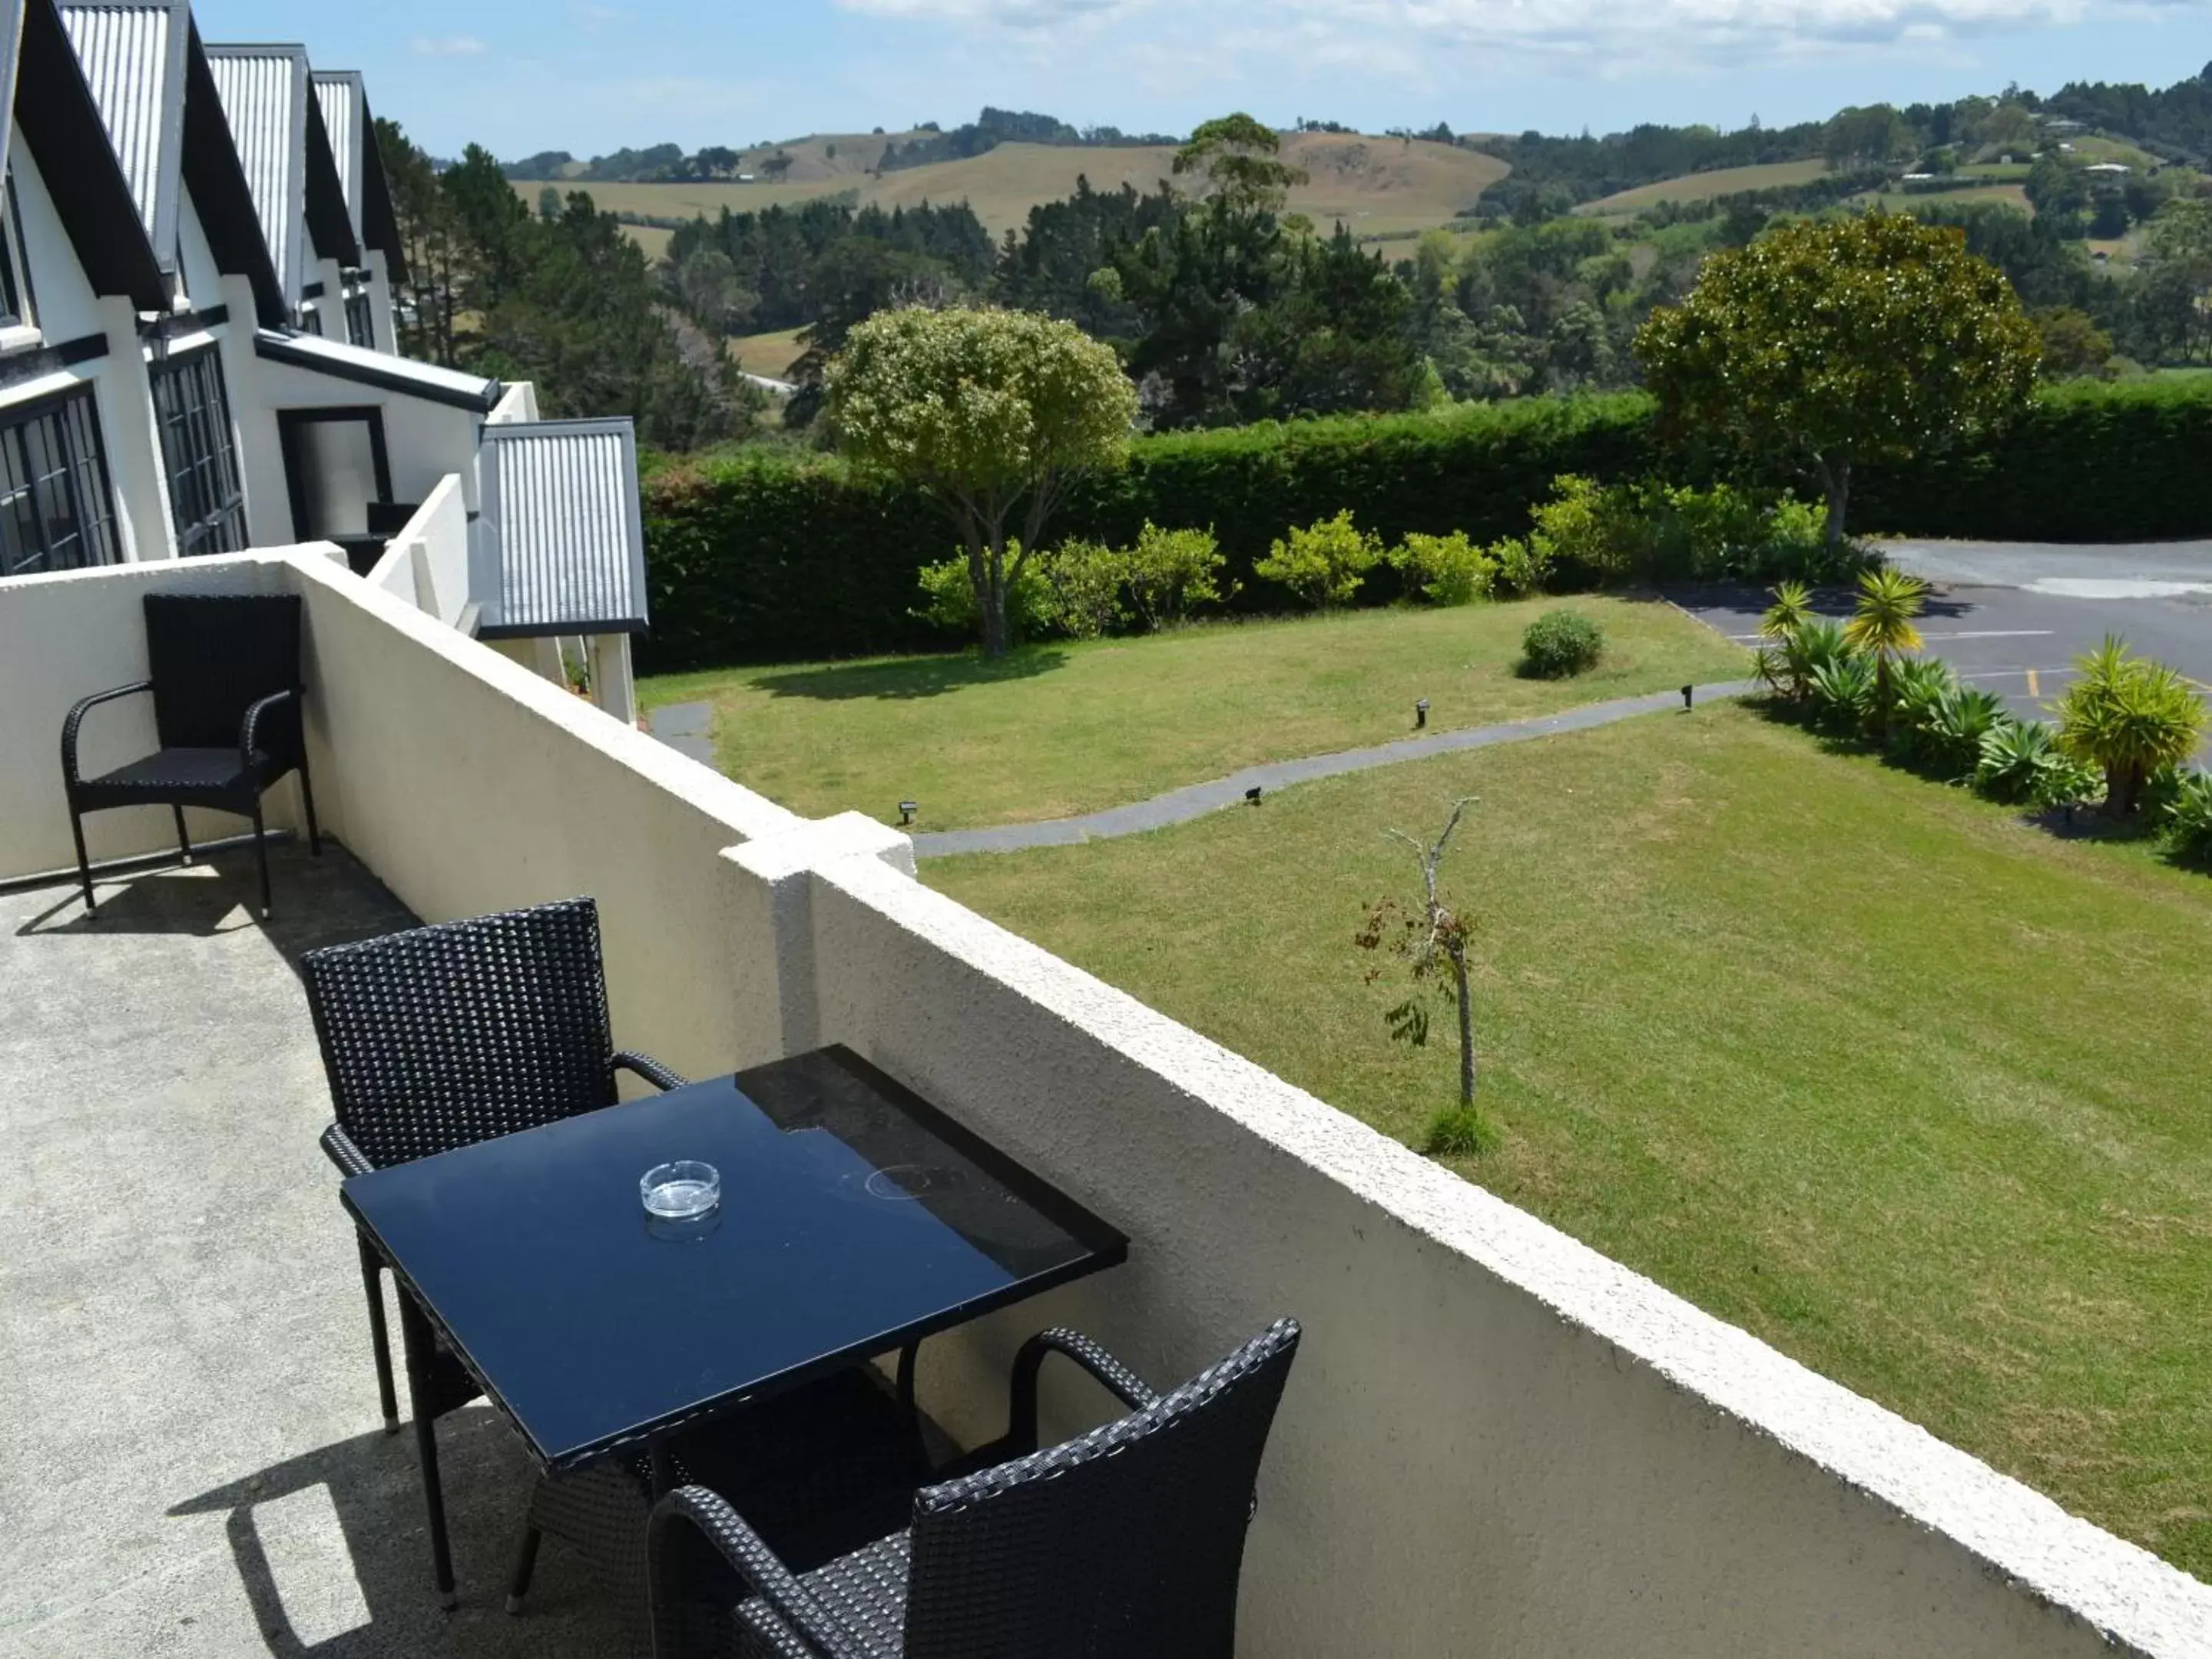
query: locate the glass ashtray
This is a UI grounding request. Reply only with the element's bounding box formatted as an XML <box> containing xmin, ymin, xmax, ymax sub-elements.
<box><xmin>640</xmin><ymin>1161</ymin><xmax>720</xmax><ymax>1219</ymax></box>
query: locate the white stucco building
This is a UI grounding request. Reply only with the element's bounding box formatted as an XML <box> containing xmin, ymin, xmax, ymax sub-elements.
<box><xmin>0</xmin><ymin>0</ymin><xmax>648</xmax><ymax>716</ymax></box>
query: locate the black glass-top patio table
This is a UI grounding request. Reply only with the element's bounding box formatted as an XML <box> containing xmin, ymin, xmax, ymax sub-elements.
<box><xmin>340</xmin><ymin>1044</ymin><xmax>1128</xmax><ymax>1602</ymax></box>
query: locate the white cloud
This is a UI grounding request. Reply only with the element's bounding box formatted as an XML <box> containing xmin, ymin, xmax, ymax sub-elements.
<box><xmin>410</xmin><ymin>35</ymin><xmax>488</xmax><ymax>57</ymax></box>
<box><xmin>572</xmin><ymin>4</ymin><xmax>628</xmax><ymax>27</ymax></box>
<box><xmin>827</xmin><ymin>0</ymin><xmax>2180</xmax><ymax>77</ymax></box>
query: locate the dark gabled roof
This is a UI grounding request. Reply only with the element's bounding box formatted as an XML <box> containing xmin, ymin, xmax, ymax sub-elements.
<box><xmin>356</xmin><ymin>88</ymin><xmax>406</xmax><ymax>285</ymax></box>
<box><xmin>301</xmin><ymin>68</ymin><xmax>355</xmax><ymax>265</ymax></box>
<box><xmin>56</xmin><ymin>0</ymin><xmax>187</xmax><ymax>276</ymax></box>
<box><xmin>15</xmin><ymin>0</ymin><xmax>167</xmax><ymax>309</ymax></box>
<box><xmin>473</xmin><ymin>419</ymin><xmax>650</xmax><ymax>639</ymax></box>
<box><xmin>180</xmin><ymin>21</ymin><xmax>282</xmax><ymax>325</ymax></box>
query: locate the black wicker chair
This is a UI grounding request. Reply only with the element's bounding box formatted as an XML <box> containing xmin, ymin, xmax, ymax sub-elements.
<box><xmin>61</xmin><ymin>593</ymin><xmax>320</xmax><ymax>919</ymax></box>
<box><xmin>646</xmin><ymin>1319</ymin><xmax>1302</xmax><ymax>1659</ymax></box>
<box><xmin>302</xmin><ymin>896</ymin><xmax>687</xmax><ymax>1438</ymax></box>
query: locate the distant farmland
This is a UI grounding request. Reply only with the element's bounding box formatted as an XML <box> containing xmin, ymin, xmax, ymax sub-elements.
<box><xmin>1866</xmin><ymin>182</ymin><xmax>2033</xmax><ymax>215</ymax></box>
<box><xmin>1576</xmin><ymin>159</ymin><xmax>1830</xmax><ymax>215</ymax></box>
<box><xmin>527</xmin><ymin>133</ymin><xmax>1509</xmax><ymax>250</ymax></box>
<box><xmin>727</xmin><ymin>326</ymin><xmax>808</xmax><ymax>382</ymax></box>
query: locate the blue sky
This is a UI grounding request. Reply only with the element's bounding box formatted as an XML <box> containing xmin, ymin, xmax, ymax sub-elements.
<box><xmin>191</xmin><ymin>0</ymin><xmax>2212</xmax><ymax>160</ymax></box>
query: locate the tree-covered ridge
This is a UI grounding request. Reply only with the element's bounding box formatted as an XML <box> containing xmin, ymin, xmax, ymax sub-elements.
<box><xmin>877</xmin><ymin>108</ymin><xmax>1181</xmax><ymax>172</ymax></box>
<box><xmin>2045</xmin><ymin>62</ymin><xmax>2212</xmax><ymax>162</ymax></box>
<box><xmin>1459</xmin><ymin>65</ymin><xmax>2212</xmax><ymax>220</ymax></box>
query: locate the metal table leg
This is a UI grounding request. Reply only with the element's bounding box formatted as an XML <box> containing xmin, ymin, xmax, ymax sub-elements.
<box><xmin>396</xmin><ymin>1293</ymin><xmax>458</xmax><ymax>1608</ymax></box>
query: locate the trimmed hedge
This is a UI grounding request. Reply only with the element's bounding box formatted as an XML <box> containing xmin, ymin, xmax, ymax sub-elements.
<box><xmin>638</xmin><ymin>378</ymin><xmax>2212</xmax><ymax>673</ymax></box>
<box><xmin>1853</xmin><ymin>378</ymin><xmax>2212</xmax><ymax>542</ymax></box>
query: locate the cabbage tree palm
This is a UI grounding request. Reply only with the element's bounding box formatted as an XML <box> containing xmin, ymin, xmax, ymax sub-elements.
<box><xmin>2055</xmin><ymin>637</ymin><xmax>2208</xmax><ymax>816</ymax></box>
<box><xmin>1760</xmin><ymin>578</ymin><xmax>1816</xmax><ymax>640</ymax></box>
<box><xmin>1843</xmin><ymin>567</ymin><xmax>1929</xmax><ymax>715</ymax></box>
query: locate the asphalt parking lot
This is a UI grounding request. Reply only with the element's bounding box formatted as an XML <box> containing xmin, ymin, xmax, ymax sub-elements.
<box><xmin>1672</xmin><ymin>539</ymin><xmax>2212</xmax><ymax>758</ymax></box>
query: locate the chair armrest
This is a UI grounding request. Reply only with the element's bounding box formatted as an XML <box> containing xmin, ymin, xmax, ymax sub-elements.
<box><xmin>614</xmin><ymin>1051</ymin><xmax>687</xmax><ymax>1092</ymax></box>
<box><xmin>240</xmin><ymin>688</ymin><xmax>300</xmax><ymax>769</ymax></box>
<box><xmin>648</xmin><ymin>1485</ymin><xmax>883</xmax><ymax>1659</ymax></box>
<box><xmin>1005</xmin><ymin>1327</ymin><xmax>1159</xmax><ymax>1456</ymax></box>
<box><xmin>61</xmin><ymin>680</ymin><xmax>154</xmax><ymax>786</ymax></box>
<box><xmin>320</xmin><ymin>1122</ymin><xmax>376</xmax><ymax>1177</ymax></box>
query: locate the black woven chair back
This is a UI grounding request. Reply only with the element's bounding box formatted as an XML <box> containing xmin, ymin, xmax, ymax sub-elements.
<box><xmin>902</xmin><ymin>1318</ymin><xmax>1301</xmax><ymax>1659</ymax></box>
<box><xmin>301</xmin><ymin>897</ymin><xmax>620</xmax><ymax>1170</ymax></box>
<box><xmin>144</xmin><ymin>594</ymin><xmax>303</xmax><ymax>754</ymax></box>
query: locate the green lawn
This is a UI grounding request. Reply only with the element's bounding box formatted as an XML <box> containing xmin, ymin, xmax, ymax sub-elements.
<box><xmin>926</xmin><ymin>703</ymin><xmax>2212</xmax><ymax>1580</ymax></box>
<box><xmin>640</xmin><ymin>598</ymin><xmax>1747</xmax><ymax>829</ymax></box>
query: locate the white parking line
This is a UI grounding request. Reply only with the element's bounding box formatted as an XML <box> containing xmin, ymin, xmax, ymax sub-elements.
<box><xmin>1917</xmin><ymin>630</ymin><xmax>2056</xmax><ymax>641</ymax></box>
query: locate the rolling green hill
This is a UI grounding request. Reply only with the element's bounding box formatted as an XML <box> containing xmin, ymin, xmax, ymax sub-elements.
<box><xmin>523</xmin><ymin>132</ymin><xmax>1508</xmax><ymax>248</ymax></box>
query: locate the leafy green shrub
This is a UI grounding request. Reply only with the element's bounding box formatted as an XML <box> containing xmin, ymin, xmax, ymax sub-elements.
<box><xmin>1388</xmin><ymin>531</ymin><xmax>1495</xmax><ymax>606</ymax></box>
<box><xmin>1807</xmin><ymin>652</ymin><xmax>1878</xmax><ymax>733</ymax></box>
<box><xmin>2163</xmin><ymin>769</ymin><xmax>2212</xmax><ymax>867</ymax></box>
<box><xmin>1488</xmin><ymin>536</ymin><xmax>1551</xmax><ymax>598</ymax></box>
<box><xmin>1919</xmin><ymin>687</ymin><xmax>2010</xmax><ymax>777</ymax></box>
<box><xmin>1522</xmin><ymin>475</ymin><xmax>1867</xmax><ymax>587</ymax></box>
<box><xmin>1527</xmin><ymin>474</ymin><xmax>1647</xmax><ymax>583</ymax></box>
<box><xmin>1884</xmin><ymin>656</ymin><xmax>1960</xmax><ymax>763</ymax></box>
<box><xmin>1035</xmin><ymin>539</ymin><xmax>1129</xmax><ymax>641</ymax></box>
<box><xmin>1974</xmin><ymin>719</ymin><xmax>2101</xmax><ymax>808</ymax></box>
<box><xmin>1424</xmin><ymin>1102</ymin><xmax>1503</xmax><ymax>1159</ymax></box>
<box><xmin>2055</xmin><ymin>637</ymin><xmax>2210</xmax><ymax>816</ymax></box>
<box><xmin>1518</xmin><ymin>609</ymin><xmax>1606</xmax><ymax>677</ymax></box>
<box><xmin>1123</xmin><ymin>522</ymin><xmax>1229</xmax><ymax>630</ymax></box>
<box><xmin>914</xmin><ymin>548</ymin><xmax>1055</xmax><ymax>642</ymax></box>
<box><xmin>1256</xmin><ymin>511</ymin><xmax>1382</xmax><ymax>608</ymax></box>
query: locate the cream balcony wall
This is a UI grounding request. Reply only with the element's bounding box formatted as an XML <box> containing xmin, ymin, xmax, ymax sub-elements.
<box><xmin>366</xmin><ymin>472</ymin><xmax>469</xmax><ymax>627</ymax></box>
<box><xmin>279</xmin><ymin>551</ymin><xmax>860</xmax><ymax>1084</ymax></box>
<box><xmin>2</xmin><ymin>551</ymin><xmax>2208</xmax><ymax>1657</ymax></box>
<box><xmin>0</xmin><ymin>553</ymin><xmax>314</xmax><ymax>876</ymax></box>
<box><xmin>791</xmin><ymin>850</ymin><xmax>2212</xmax><ymax>1659</ymax></box>
<box><xmin>488</xmin><ymin>380</ymin><xmax>539</xmax><ymax>424</ymax></box>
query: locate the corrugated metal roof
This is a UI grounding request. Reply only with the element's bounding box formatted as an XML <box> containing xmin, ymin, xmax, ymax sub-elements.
<box><xmin>310</xmin><ymin>69</ymin><xmax>360</xmax><ymax>238</ymax></box>
<box><xmin>58</xmin><ymin>2</ymin><xmax>186</xmax><ymax>263</ymax></box>
<box><xmin>0</xmin><ymin>1</ymin><xmax>23</xmax><ymax>195</ymax></box>
<box><xmin>204</xmin><ymin>43</ymin><xmax>306</xmax><ymax>305</ymax></box>
<box><xmin>475</xmin><ymin>420</ymin><xmax>649</xmax><ymax>637</ymax></box>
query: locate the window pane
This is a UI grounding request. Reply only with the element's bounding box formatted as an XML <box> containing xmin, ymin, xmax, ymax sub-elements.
<box><xmin>0</xmin><ymin>389</ymin><xmax>119</xmax><ymax>577</ymax></box>
<box><xmin>151</xmin><ymin>349</ymin><xmax>246</xmax><ymax>558</ymax></box>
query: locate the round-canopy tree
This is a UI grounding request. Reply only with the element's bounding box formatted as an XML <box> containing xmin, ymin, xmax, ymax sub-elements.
<box><xmin>1634</xmin><ymin>210</ymin><xmax>2041</xmax><ymax>545</ymax></box>
<box><xmin>825</xmin><ymin>306</ymin><xmax>1139</xmax><ymax>657</ymax></box>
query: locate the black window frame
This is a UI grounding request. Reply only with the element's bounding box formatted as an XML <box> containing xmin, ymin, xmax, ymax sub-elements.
<box><xmin>149</xmin><ymin>344</ymin><xmax>248</xmax><ymax>558</ymax></box>
<box><xmin>343</xmin><ymin>280</ymin><xmax>375</xmax><ymax>349</ymax></box>
<box><xmin>276</xmin><ymin>404</ymin><xmax>393</xmax><ymax>545</ymax></box>
<box><xmin>0</xmin><ymin>385</ymin><xmax>121</xmax><ymax>578</ymax></box>
<box><xmin>0</xmin><ymin>170</ymin><xmax>36</xmax><ymax>333</ymax></box>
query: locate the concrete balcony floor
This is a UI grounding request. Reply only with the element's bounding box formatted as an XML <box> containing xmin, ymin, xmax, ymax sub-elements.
<box><xmin>0</xmin><ymin>843</ymin><xmax>632</xmax><ymax>1657</ymax></box>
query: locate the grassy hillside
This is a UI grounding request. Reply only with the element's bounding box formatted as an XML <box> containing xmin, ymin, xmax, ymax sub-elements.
<box><xmin>535</xmin><ymin>133</ymin><xmax>1508</xmax><ymax>247</ymax></box>
<box><xmin>727</xmin><ymin>326</ymin><xmax>808</xmax><ymax>382</ymax></box>
<box><xmin>1575</xmin><ymin>158</ymin><xmax>1829</xmax><ymax>215</ymax></box>
<box><xmin>1865</xmin><ymin>182</ymin><xmax>2034</xmax><ymax>214</ymax></box>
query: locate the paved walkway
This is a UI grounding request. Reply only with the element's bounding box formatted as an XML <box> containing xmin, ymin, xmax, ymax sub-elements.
<box><xmin>909</xmin><ymin>681</ymin><xmax>1755</xmax><ymax>858</ymax></box>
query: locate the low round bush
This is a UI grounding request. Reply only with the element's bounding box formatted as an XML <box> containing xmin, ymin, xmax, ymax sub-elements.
<box><xmin>1518</xmin><ymin>609</ymin><xmax>1605</xmax><ymax>677</ymax></box>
